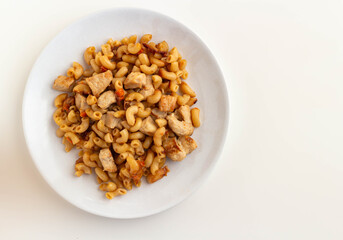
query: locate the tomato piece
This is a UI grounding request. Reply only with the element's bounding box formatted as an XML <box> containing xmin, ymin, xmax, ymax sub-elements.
<box><xmin>115</xmin><ymin>88</ymin><xmax>125</xmax><ymax>101</ymax></box>
<box><xmin>80</xmin><ymin>111</ymin><xmax>87</xmax><ymax>117</ymax></box>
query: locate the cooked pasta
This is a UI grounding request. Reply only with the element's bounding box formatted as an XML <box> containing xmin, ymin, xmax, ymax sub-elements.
<box><xmin>52</xmin><ymin>34</ymin><xmax>200</xmax><ymax>199</ymax></box>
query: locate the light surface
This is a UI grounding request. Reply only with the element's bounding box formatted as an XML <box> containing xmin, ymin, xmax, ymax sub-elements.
<box><xmin>22</xmin><ymin>8</ymin><xmax>228</xmax><ymax>219</ymax></box>
<box><xmin>1</xmin><ymin>0</ymin><xmax>343</xmax><ymax>239</ymax></box>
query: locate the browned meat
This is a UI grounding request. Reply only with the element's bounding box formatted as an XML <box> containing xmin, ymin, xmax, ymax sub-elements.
<box><xmin>159</xmin><ymin>95</ymin><xmax>177</xmax><ymax>112</ymax></box>
<box><xmin>97</xmin><ymin>90</ymin><xmax>116</xmax><ymax>109</ymax></box>
<box><xmin>124</xmin><ymin>72</ymin><xmax>146</xmax><ymax>89</ymax></box>
<box><xmin>104</xmin><ymin>111</ymin><xmax>121</xmax><ymax>129</ymax></box>
<box><xmin>75</xmin><ymin>93</ymin><xmax>90</xmax><ymax>111</ymax></box>
<box><xmin>139</xmin><ymin>75</ymin><xmax>154</xmax><ymax>99</ymax></box>
<box><xmin>139</xmin><ymin>116</ymin><xmax>158</xmax><ymax>136</ymax></box>
<box><xmin>163</xmin><ymin>136</ymin><xmax>197</xmax><ymax>161</ymax></box>
<box><xmin>85</xmin><ymin>70</ymin><xmax>113</xmax><ymax>97</ymax></box>
<box><xmin>179</xmin><ymin>136</ymin><xmax>197</xmax><ymax>154</ymax></box>
<box><xmin>163</xmin><ymin>137</ymin><xmax>186</xmax><ymax>161</ymax></box>
<box><xmin>166</xmin><ymin>105</ymin><xmax>194</xmax><ymax>136</ymax></box>
<box><xmin>53</xmin><ymin>76</ymin><xmax>74</xmax><ymax>92</ymax></box>
<box><xmin>99</xmin><ymin>148</ymin><xmax>117</xmax><ymax>172</ymax></box>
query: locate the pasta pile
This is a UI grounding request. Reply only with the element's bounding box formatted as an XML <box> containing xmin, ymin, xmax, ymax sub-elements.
<box><xmin>52</xmin><ymin>34</ymin><xmax>201</xmax><ymax>199</ymax></box>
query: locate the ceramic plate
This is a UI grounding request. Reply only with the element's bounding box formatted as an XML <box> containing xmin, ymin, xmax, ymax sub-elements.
<box><xmin>22</xmin><ymin>8</ymin><xmax>229</xmax><ymax>218</ymax></box>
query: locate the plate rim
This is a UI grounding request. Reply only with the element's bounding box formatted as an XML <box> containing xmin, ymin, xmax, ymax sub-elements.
<box><xmin>22</xmin><ymin>7</ymin><xmax>230</xmax><ymax>219</ymax></box>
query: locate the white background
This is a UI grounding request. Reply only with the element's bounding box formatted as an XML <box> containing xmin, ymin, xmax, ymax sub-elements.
<box><xmin>1</xmin><ymin>0</ymin><xmax>343</xmax><ymax>239</ymax></box>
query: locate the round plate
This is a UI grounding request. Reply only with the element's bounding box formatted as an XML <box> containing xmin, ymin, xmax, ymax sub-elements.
<box><xmin>22</xmin><ymin>8</ymin><xmax>229</xmax><ymax>219</ymax></box>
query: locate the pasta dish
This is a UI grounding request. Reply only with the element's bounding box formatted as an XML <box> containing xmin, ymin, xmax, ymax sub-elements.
<box><xmin>52</xmin><ymin>34</ymin><xmax>201</xmax><ymax>199</ymax></box>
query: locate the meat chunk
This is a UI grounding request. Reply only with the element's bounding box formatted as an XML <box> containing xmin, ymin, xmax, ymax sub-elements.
<box><xmin>139</xmin><ymin>75</ymin><xmax>154</xmax><ymax>99</ymax></box>
<box><xmin>139</xmin><ymin>116</ymin><xmax>158</xmax><ymax>136</ymax></box>
<box><xmin>159</xmin><ymin>95</ymin><xmax>177</xmax><ymax>112</ymax></box>
<box><xmin>99</xmin><ymin>148</ymin><xmax>117</xmax><ymax>172</ymax></box>
<box><xmin>151</xmin><ymin>108</ymin><xmax>168</xmax><ymax>119</ymax></box>
<box><xmin>179</xmin><ymin>136</ymin><xmax>197</xmax><ymax>154</ymax></box>
<box><xmin>166</xmin><ymin>105</ymin><xmax>194</xmax><ymax>136</ymax></box>
<box><xmin>140</xmin><ymin>87</ymin><xmax>155</xmax><ymax>99</ymax></box>
<box><xmin>85</xmin><ymin>70</ymin><xmax>113</xmax><ymax>97</ymax></box>
<box><xmin>124</xmin><ymin>72</ymin><xmax>146</xmax><ymax>89</ymax></box>
<box><xmin>75</xmin><ymin>93</ymin><xmax>90</xmax><ymax>111</ymax></box>
<box><xmin>104</xmin><ymin>111</ymin><xmax>121</xmax><ymax>129</ymax></box>
<box><xmin>163</xmin><ymin>137</ymin><xmax>186</xmax><ymax>161</ymax></box>
<box><xmin>53</xmin><ymin>75</ymin><xmax>74</xmax><ymax>92</ymax></box>
<box><xmin>163</xmin><ymin>136</ymin><xmax>197</xmax><ymax>161</ymax></box>
<box><xmin>97</xmin><ymin>90</ymin><xmax>116</xmax><ymax>109</ymax></box>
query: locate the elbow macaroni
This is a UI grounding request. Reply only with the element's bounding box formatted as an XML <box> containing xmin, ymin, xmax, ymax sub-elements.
<box><xmin>126</xmin><ymin>106</ymin><xmax>138</xmax><ymax>126</ymax></box>
<box><xmin>84</xmin><ymin>46</ymin><xmax>95</xmax><ymax>65</ymax></box>
<box><xmin>140</xmin><ymin>64</ymin><xmax>158</xmax><ymax>75</ymax></box>
<box><xmin>159</xmin><ymin>68</ymin><xmax>176</xmax><ymax>81</ymax></box>
<box><xmin>99</xmin><ymin>55</ymin><xmax>116</xmax><ymax>70</ymax></box>
<box><xmin>191</xmin><ymin>108</ymin><xmax>201</xmax><ymax>127</ymax></box>
<box><xmin>180</xmin><ymin>81</ymin><xmax>196</xmax><ymax>97</ymax></box>
<box><xmin>67</xmin><ymin>62</ymin><xmax>84</xmax><ymax>79</ymax></box>
<box><xmin>153</xmin><ymin>127</ymin><xmax>165</xmax><ymax>147</ymax></box>
<box><xmin>52</xmin><ymin>34</ymin><xmax>200</xmax><ymax>199</ymax></box>
<box><xmin>147</xmin><ymin>89</ymin><xmax>162</xmax><ymax>104</ymax></box>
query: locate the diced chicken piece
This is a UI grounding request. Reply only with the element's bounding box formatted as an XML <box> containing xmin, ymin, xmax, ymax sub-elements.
<box><xmin>163</xmin><ymin>136</ymin><xmax>197</xmax><ymax>161</ymax></box>
<box><xmin>179</xmin><ymin>136</ymin><xmax>197</xmax><ymax>154</ymax></box>
<box><xmin>139</xmin><ymin>116</ymin><xmax>158</xmax><ymax>136</ymax></box>
<box><xmin>99</xmin><ymin>148</ymin><xmax>117</xmax><ymax>172</ymax></box>
<box><xmin>53</xmin><ymin>75</ymin><xmax>74</xmax><ymax>92</ymax></box>
<box><xmin>124</xmin><ymin>72</ymin><xmax>146</xmax><ymax>89</ymax></box>
<box><xmin>100</xmin><ymin>114</ymin><xmax>107</xmax><ymax>122</ymax></box>
<box><xmin>85</xmin><ymin>70</ymin><xmax>113</xmax><ymax>97</ymax></box>
<box><xmin>166</xmin><ymin>105</ymin><xmax>194</xmax><ymax>136</ymax></box>
<box><xmin>163</xmin><ymin>137</ymin><xmax>186</xmax><ymax>161</ymax></box>
<box><xmin>75</xmin><ymin>93</ymin><xmax>90</xmax><ymax>111</ymax></box>
<box><xmin>139</xmin><ymin>75</ymin><xmax>154</xmax><ymax>99</ymax></box>
<box><xmin>143</xmin><ymin>75</ymin><xmax>152</xmax><ymax>87</ymax></box>
<box><xmin>159</xmin><ymin>95</ymin><xmax>177</xmax><ymax>112</ymax></box>
<box><xmin>140</xmin><ymin>87</ymin><xmax>154</xmax><ymax>99</ymax></box>
<box><xmin>105</xmin><ymin>111</ymin><xmax>121</xmax><ymax>129</ymax></box>
<box><xmin>151</xmin><ymin>108</ymin><xmax>168</xmax><ymax>119</ymax></box>
<box><xmin>97</xmin><ymin>90</ymin><xmax>116</xmax><ymax>109</ymax></box>
<box><xmin>147</xmin><ymin>166</ymin><xmax>170</xmax><ymax>183</ymax></box>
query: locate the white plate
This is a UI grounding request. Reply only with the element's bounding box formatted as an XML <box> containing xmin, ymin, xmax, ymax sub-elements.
<box><xmin>22</xmin><ymin>8</ymin><xmax>229</xmax><ymax>219</ymax></box>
